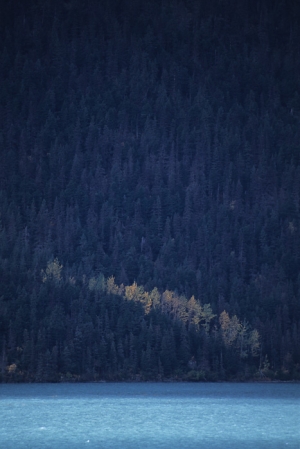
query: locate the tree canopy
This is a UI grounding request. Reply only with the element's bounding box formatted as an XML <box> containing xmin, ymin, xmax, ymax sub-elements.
<box><xmin>0</xmin><ymin>0</ymin><xmax>300</xmax><ymax>381</ymax></box>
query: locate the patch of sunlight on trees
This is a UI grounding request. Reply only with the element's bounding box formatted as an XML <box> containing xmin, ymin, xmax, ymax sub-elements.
<box><xmin>219</xmin><ymin>310</ymin><xmax>260</xmax><ymax>358</ymax></box>
<box><xmin>88</xmin><ymin>273</ymin><xmax>105</xmax><ymax>291</ymax></box>
<box><xmin>39</xmin><ymin>262</ymin><xmax>261</xmax><ymax>367</ymax></box>
<box><xmin>41</xmin><ymin>258</ymin><xmax>63</xmax><ymax>283</ymax></box>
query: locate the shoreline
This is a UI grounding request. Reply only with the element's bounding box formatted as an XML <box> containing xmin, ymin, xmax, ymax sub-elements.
<box><xmin>2</xmin><ymin>377</ymin><xmax>300</xmax><ymax>384</ymax></box>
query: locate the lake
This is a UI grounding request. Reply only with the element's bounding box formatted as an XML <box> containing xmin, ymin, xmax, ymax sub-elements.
<box><xmin>0</xmin><ymin>382</ymin><xmax>299</xmax><ymax>448</ymax></box>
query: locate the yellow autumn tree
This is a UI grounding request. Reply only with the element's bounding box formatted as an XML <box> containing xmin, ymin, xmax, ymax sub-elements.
<box><xmin>106</xmin><ymin>276</ymin><xmax>120</xmax><ymax>295</ymax></box>
<box><xmin>125</xmin><ymin>282</ymin><xmax>146</xmax><ymax>302</ymax></box>
<box><xmin>219</xmin><ymin>311</ymin><xmax>260</xmax><ymax>357</ymax></box>
<box><xmin>219</xmin><ymin>311</ymin><xmax>241</xmax><ymax>347</ymax></box>
<box><xmin>187</xmin><ymin>295</ymin><xmax>202</xmax><ymax>326</ymax></box>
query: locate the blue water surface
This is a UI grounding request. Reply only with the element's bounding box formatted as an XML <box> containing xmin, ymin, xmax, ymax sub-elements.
<box><xmin>0</xmin><ymin>382</ymin><xmax>299</xmax><ymax>448</ymax></box>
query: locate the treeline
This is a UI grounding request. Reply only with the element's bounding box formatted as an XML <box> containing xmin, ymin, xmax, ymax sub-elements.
<box><xmin>0</xmin><ymin>0</ymin><xmax>300</xmax><ymax>381</ymax></box>
<box><xmin>2</xmin><ymin>263</ymin><xmax>261</xmax><ymax>382</ymax></box>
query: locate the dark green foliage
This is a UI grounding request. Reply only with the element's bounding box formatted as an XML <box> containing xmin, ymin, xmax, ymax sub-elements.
<box><xmin>0</xmin><ymin>0</ymin><xmax>300</xmax><ymax>381</ymax></box>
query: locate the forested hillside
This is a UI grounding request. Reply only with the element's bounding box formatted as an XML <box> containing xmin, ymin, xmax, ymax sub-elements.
<box><xmin>1</xmin><ymin>0</ymin><xmax>300</xmax><ymax>381</ymax></box>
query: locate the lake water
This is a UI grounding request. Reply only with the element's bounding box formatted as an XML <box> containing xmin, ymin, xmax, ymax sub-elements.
<box><xmin>0</xmin><ymin>382</ymin><xmax>299</xmax><ymax>448</ymax></box>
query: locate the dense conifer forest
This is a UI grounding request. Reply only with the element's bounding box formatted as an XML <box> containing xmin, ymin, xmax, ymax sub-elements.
<box><xmin>1</xmin><ymin>0</ymin><xmax>300</xmax><ymax>382</ymax></box>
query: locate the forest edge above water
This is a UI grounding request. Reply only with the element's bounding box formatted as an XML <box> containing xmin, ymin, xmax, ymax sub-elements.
<box><xmin>2</xmin><ymin>266</ymin><xmax>297</xmax><ymax>383</ymax></box>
